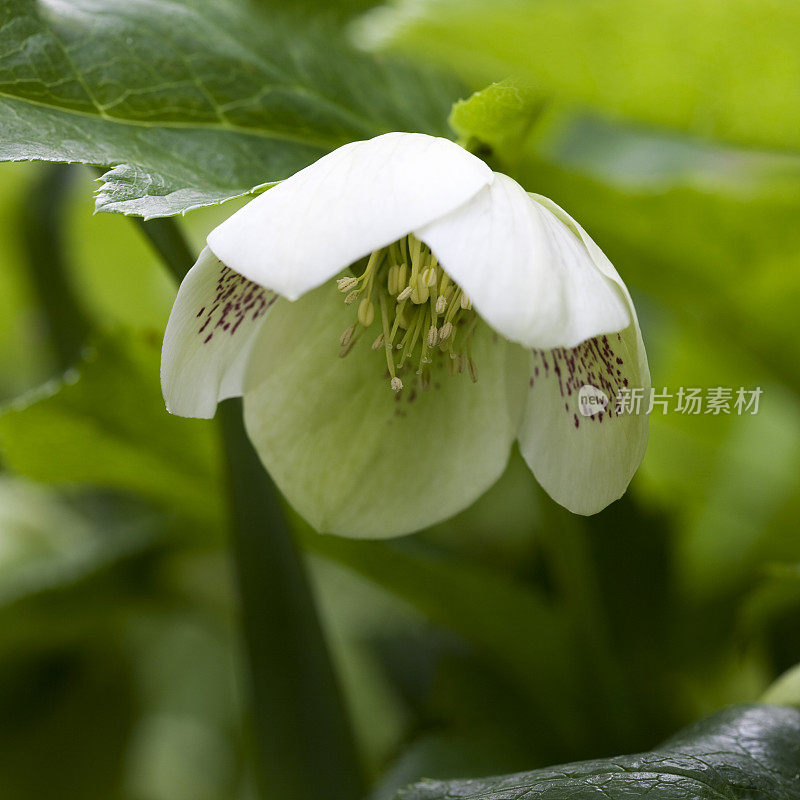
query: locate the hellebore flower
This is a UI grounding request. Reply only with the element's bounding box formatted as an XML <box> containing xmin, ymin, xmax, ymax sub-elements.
<box><xmin>162</xmin><ymin>132</ymin><xmax>649</xmax><ymax>537</ymax></box>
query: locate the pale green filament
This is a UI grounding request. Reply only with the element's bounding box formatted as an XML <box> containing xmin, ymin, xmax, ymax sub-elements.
<box><xmin>336</xmin><ymin>234</ymin><xmax>479</xmax><ymax>392</ymax></box>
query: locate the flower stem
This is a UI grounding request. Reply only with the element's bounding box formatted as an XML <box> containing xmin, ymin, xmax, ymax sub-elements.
<box><xmin>138</xmin><ymin>215</ymin><xmax>363</xmax><ymax>799</ymax></box>
<box><xmin>218</xmin><ymin>399</ymin><xmax>364</xmax><ymax>800</ymax></box>
<box><xmin>538</xmin><ymin>495</ymin><xmax>637</xmax><ymax>751</ymax></box>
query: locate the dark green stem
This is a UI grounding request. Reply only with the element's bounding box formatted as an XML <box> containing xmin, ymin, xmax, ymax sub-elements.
<box><xmin>136</xmin><ymin>216</ymin><xmax>363</xmax><ymax>799</ymax></box>
<box><xmin>538</xmin><ymin>497</ymin><xmax>636</xmax><ymax>750</ymax></box>
<box><xmin>219</xmin><ymin>400</ymin><xmax>364</xmax><ymax>800</ymax></box>
<box><xmin>20</xmin><ymin>165</ymin><xmax>92</xmax><ymax>370</ymax></box>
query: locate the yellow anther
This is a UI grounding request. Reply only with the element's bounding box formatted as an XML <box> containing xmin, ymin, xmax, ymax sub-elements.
<box><xmin>339</xmin><ymin>325</ymin><xmax>355</xmax><ymax>347</ymax></box>
<box><xmin>337</xmin><ymin>276</ymin><xmax>358</xmax><ymax>292</ymax></box>
<box><xmin>331</xmin><ymin>234</ymin><xmax>480</xmax><ymax>392</ymax></box>
<box><xmin>358</xmin><ymin>298</ymin><xmax>375</xmax><ymax>327</ymax></box>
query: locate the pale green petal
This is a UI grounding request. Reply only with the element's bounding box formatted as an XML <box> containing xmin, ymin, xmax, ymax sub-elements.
<box><xmin>242</xmin><ymin>284</ymin><xmax>529</xmax><ymax>538</ymax></box>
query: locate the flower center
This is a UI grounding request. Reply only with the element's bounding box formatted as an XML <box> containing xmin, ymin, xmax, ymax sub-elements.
<box><xmin>335</xmin><ymin>235</ymin><xmax>479</xmax><ymax>393</ymax></box>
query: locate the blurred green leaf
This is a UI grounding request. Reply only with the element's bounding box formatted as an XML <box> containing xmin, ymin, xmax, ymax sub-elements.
<box><xmin>0</xmin><ymin>480</ymin><xmax>157</xmax><ymax>616</ymax></box>
<box><xmin>393</xmin><ymin>705</ymin><xmax>800</xmax><ymax>800</ymax></box>
<box><xmin>508</xmin><ymin>117</ymin><xmax>800</xmax><ymax>394</ymax></box>
<box><xmin>358</xmin><ymin>0</ymin><xmax>800</xmax><ymax>150</ymax></box>
<box><xmin>0</xmin><ymin>648</ymin><xmax>136</xmax><ymax>799</ymax></box>
<box><xmin>301</xmin><ymin>531</ymin><xmax>588</xmax><ymax>748</ymax></box>
<box><xmin>0</xmin><ymin>332</ymin><xmax>222</xmax><ymax>526</ymax></box>
<box><xmin>0</xmin><ymin>0</ymin><xmax>460</xmax><ymax>217</ymax></box>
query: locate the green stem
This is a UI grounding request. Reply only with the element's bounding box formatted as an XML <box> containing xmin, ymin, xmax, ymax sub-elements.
<box><xmin>219</xmin><ymin>400</ymin><xmax>364</xmax><ymax>800</ymax></box>
<box><xmin>538</xmin><ymin>496</ymin><xmax>637</xmax><ymax>750</ymax></box>
<box><xmin>20</xmin><ymin>165</ymin><xmax>92</xmax><ymax>371</ymax></box>
<box><xmin>137</xmin><ymin>216</ymin><xmax>363</xmax><ymax>799</ymax></box>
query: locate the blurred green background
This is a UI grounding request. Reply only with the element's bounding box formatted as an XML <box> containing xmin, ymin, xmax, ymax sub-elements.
<box><xmin>1</xmin><ymin>0</ymin><xmax>800</xmax><ymax>797</ymax></box>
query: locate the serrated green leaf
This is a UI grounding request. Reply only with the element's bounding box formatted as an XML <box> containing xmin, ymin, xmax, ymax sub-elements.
<box><xmin>449</xmin><ymin>79</ymin><xmax>542</xmax><ymax>160</ymax></box>
<box><xmin>394</xmin><ymin>705</ymin><xmax>800</xmax><ymax>800</ymax></box>
<box><xmin>0</xmin><ymin>331</ymin><xmax>222</xmax><ymax>526</ymax></box>
<box><xmin>0</xmin><ymin>0</ymin><xmax>461</xmax><ymax>217</ymax></box>
<box><xmin>358</xmin><ymin>0</ymin><xmax>800</xmax><ymax>151</ymax></box>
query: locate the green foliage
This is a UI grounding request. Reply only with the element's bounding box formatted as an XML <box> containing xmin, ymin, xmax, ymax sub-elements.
<box><xmin>357</xmin><ymin>0</ymin><xmax>800</xmax><ymax>151</ymax></box>
<box><xmin>0</xmin><ymin>0</ymin><xmax>461</xmax><ymax>217</ymax></box>
<box><xmin>449</xmin><ymin>80</ymin><xmax>542</xmax><ymax>158</ymax></box>
<box><xmin>0</xmin><ymin>332</ymin><xmax>223</xmax><ymax>527</ymax></box>
<box><xmin>394</xmin><ymin>705</ymin><xmax>800</xmax><ymax>800</ymax></box>
<box><xmin>0</xmin><ymin>0</ymin><xmax>799</xmax><ymax>797</ymax></box>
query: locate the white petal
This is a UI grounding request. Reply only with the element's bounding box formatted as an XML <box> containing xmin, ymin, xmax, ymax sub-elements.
<box><xmin>518</xmin><ymin>193</ymin><xmax>651</xmax><ymax>513</ymax></box>
<box><xmin>415</xmin><ymin>172</ymin><xmax>630</xmax><ymax>349</ymax></box>
<box><xmin>207</xmin><ymin>132</ymin><xmax>493</xmax><ymax>300</ymax></box>
<box><xmin>517</xmin><ymin>323</ymin><xmax>650</xmax><ymax>515</ymax></box>
<box><xmin>529</xmin><ymin>193</ymin><xmax>633</xmax><ymax>304</ymax></box>
<box><xmin>161</xmin><ymin>248</ymin><xmax>275</xmax><ymax>418</ymax></box>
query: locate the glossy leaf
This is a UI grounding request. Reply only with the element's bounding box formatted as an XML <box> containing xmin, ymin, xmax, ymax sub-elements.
<box><xmin>394</xmin><ymin>705</ymin><xmax>800</xmax><ymax>800</ymax></box>
<box><xmin>0</xmin><ymin>0</ymin><xmax>460</xmax><ymax>217</ymax></box>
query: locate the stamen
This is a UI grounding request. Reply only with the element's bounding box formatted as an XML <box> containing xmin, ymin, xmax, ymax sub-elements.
<box><xmin>337</xmin><ymin>276</ymin><xmax>358</xmax><ymax>292</ymax></box>
<box><xmin>427</xmin><ymin>325</ymin><xmax>439</xmax><ymax>348</ymax></box>
<box><xmin>334</xmin><ymin>234</ymin><xmax>481</xmax><ymax>393</ymax></box>
<box><xmin>410</xmin><ymin>279</ymin><xmax>429</xmax><ymax>305</ymax></box>
<box><xmin>358</xmin><ymin>298</ymin><xmax>375</xmax><ymax>327</ymax></box>
<box><xmin>387</xmin><ymin>265</ymin><xmax>400</xmax><ymax>295</ymax></box>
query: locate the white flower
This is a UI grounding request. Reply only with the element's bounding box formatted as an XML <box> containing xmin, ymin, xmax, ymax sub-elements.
<box><xmin>162</xmin><ymin>132</ymin><xmax>650</xmax><ymax>537</ymax></box>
